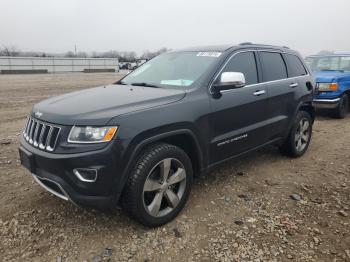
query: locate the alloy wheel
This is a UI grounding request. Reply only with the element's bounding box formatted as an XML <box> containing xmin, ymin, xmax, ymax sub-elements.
<box><xmin>142</xmin><ymin>158</ymin><xmax>187</xmax><ymax>217</ymax></box>
<box><xmin>295</xmin><ymin>118</ymin><xmax>310</xmax><ymax>152</ymax></box>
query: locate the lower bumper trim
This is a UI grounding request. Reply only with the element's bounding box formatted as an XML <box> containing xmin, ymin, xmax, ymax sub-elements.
<box><xmin>32</xmin><ymin>174</ymin><xmax>69</xmax><ymax>201</ymax></box>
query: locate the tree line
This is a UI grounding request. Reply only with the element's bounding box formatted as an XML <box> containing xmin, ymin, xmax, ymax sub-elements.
<box><xmin>0</xmin><ymin>45</ymin><xmax>170</xmax><ymax>62</ymax></box>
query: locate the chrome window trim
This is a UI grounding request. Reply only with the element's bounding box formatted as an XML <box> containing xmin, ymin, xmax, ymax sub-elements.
<box><xmin>209</xmin><ymin>49</ymin><xmax>310</xmax><ymax>95</ymax></box>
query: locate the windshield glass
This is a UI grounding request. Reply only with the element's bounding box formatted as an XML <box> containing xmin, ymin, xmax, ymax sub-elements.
<box><xmin>119</xmin><ymin>51</ymin><xmax>221</xmax><ymax>88</ymax></box>
<box><xmin>305</xmin><ymin>56</ymin><xmax>350</xmax><ymax>72</ymax></box>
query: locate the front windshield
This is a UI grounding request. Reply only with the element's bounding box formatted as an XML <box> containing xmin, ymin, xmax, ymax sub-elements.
<box><xmin>119</xmin><ymin>51</ymin><xmax>221</xmax><ymax>88</ymax></box>
<box><xmin>305</xmin><ymin>56</ymin><xmax>350</xmax><ymax>72</ymax></box>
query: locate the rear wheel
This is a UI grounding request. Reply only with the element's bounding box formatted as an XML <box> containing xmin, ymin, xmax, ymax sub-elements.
<box><xmin>332</xmin><ymin>94</ymin><xmax>349</xmax><ymax>119</ymax></box>
<box><xmin>279</xmin><ymin>111</ymin><xmax>312</xmax><ymax>157</ymax></box>
<box><xmin>122</xmin><ymin>143</ymin><xmax>193</xmax><ymax>227</ymax></box>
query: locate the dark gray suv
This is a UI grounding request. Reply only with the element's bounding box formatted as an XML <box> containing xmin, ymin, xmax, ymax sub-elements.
<box><xmin>19</xmin><ymin>43</ymin><xmax>315</xmax><ymax>227</ymax></box>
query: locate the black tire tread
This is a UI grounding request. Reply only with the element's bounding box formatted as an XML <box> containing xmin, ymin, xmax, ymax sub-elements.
<box><xmin>332</xmin><ymin>94</ymin><xmax>349</xmax><ymax>119</ymax></box>
<box><xmin>122</xmin><ymin>143</ymin><xmax>192</xmax><ymax>227</ymax></box>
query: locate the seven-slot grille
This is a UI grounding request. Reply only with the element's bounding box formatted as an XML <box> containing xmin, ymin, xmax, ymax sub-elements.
<box><xmin>23</xmin><ymin>117</ymin><xmax>61</xmax><ymax>152</ymax></box>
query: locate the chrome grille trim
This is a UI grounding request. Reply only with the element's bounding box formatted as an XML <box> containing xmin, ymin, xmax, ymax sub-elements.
<box><xmin>23</xmin><ymin>117</ymin><xmax>61</xmax><ymax>152</ymax></box>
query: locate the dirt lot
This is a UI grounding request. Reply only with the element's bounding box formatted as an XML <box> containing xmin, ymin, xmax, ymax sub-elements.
<box><xmin>0</xmin><ymin>73</ymin><xmax>349</xmax><ymax>262</ymax></box>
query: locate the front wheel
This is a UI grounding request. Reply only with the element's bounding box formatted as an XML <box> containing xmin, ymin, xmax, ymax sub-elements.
<box><xmin>122</xmin><ymin>143</ymin><xmax>193</xmax><ymax>227</ymax></box>
<box><xmin>279</xmin><ymin>111</ymin><xmax>313</xmax><ymax>157</ymax></box>
<box><xmin>332</xmin><ymin>94</ymin><xmax>349</xmax><ymax>119</ymax></box>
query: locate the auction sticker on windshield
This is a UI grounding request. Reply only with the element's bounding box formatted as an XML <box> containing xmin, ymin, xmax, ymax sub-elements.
<box><xmin>197</xmin><ymin>52</ymin><xmax>222</xmax><ymax>57</ymax></box>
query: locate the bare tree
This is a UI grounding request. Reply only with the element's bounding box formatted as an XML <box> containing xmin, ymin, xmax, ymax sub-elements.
<box><xmin>101</xmin><ymin>50</ymin><xmax>120</xmax><ymax>58</ymax></box>
<box><xmin>64</xmin><ymin>51</ymin><xmax>76</xmax><ymax>58</ymax></box>
<box><xmin>141</xmin><ymin>47</ymin><xmax>169</xmax><ymax>60</ymax></box>
<box><xmin>0</xmin><ymin>45</ymin><xmax>21</xmax><ymax>56</ymax></box>
<box><xmin>76</xmin><ymin>51</ymin><xmax>88</xmax><ymax>58</ymax></box>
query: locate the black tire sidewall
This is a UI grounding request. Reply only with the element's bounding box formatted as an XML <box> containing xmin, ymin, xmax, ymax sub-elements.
<box><xmin>124</xmin><ymin>144</ymin><xmax>193</xmax><ymax>227</ymax></box>
<box><xmin>336</xmin><ymin>94</ymin><xmax>349</xmax><ymax>118</ymax></box>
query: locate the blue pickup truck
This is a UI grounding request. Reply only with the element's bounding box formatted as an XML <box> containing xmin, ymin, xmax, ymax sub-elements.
<box><xmin>305</xmin><ymin>54</ymin><xmax>350</xmax><ymax>118</ymax></box>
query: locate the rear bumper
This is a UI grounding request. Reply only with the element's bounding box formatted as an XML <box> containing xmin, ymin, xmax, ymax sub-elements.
<box><xmin>313</xmin><ymin>98</ymin><xmax>340</xmax><ymax>109</ymax></box>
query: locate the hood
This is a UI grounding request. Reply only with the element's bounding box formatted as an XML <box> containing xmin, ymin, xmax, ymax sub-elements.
<box><xmin>32</xmin><ymin>84</ymin><xmax>186</xmax><ymax>125</ymax></box>
<box><xmin>314</xmin><ymin>70</ymin><xmax>350</xmax><ymax>83</ymax></box>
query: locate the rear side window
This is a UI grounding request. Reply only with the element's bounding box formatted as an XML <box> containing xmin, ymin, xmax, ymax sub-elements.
<box><xmin>285</xmin><ymin>54</ymin><xmax>307</xmax><ymax>77</ymax></box>
<box><xmin>260</xmin><ymin>52</ymin><xmax>287</xmax><ymax>82</ymax></box>
<box><xmin>220</xmin><ymin>52</ymin><xmax>258</xmax><ymax>85</ymax></box>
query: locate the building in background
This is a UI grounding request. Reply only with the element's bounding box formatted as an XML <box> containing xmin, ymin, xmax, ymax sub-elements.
<box><xmin>0</xmin><ymin>56</ymin><xmax>119</xmax><ymax>74</ymax></box>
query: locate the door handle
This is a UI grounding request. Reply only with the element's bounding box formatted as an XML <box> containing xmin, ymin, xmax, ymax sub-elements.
<box><xmin>290</xmin><ymin>83</ymin><xmax>298</xmax><ymax>88</ymax></box>
<box><xmin>253</xmin><ymin>90</ymin><xmax>266</xmax><ymax>96</ymax></box>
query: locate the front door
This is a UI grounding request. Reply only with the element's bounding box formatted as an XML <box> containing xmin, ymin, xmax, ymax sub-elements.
<box><xmin>208</xmin><ymin>51</ymin><xmax>269</xmax><ymax>164</ymax></box>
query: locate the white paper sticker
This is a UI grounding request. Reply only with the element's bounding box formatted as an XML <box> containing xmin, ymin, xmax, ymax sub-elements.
<box><xmin>197</xmin><ymin>52</ymin><xmax>222</xmax><ymax>58</ymax></box>
<box><xmin>160</xmin><ymin>79</ymin><xmax>193</xmax><ymax>86</ymax></box>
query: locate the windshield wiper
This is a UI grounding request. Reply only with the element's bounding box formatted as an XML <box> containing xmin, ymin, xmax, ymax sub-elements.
<box><xmin>116</xmin><ymin>80</ymin><xmax>127</xmax><ymax>85</ymax></box>
<box><xmin>130</xmin><ymin>82</ymin><xmax>160</xmax><ymax>88</ymax></box>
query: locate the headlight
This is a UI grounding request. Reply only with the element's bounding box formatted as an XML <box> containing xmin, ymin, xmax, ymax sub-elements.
<box><xmin>68</xmin><ymin>126</ymin><xmax>118</xmax><ymax>143</ymax></box>
<box><xmin>317</xmin><ymin>83</ymin><xmax>338</xmax><ymax>91</ymax></box>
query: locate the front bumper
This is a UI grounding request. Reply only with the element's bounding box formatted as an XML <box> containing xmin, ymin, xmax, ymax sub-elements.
<box><xmin>19</xmin><ymin>137</ymin><xmax>125</xmax><ymax>210</ymax></box>
<box><xmin>313</xmin><ymin>98</ymin><xmax>341</xmax><ymax>109</ymax></box>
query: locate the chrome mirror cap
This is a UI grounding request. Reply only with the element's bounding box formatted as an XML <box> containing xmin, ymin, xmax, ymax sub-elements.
<box><xmin>220</xmin><ymin>72</ymin><xmax>246</xmax><ymax>87</ymax></box>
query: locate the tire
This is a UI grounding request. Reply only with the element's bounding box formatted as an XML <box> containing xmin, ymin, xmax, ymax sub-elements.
<box><xmin>122</xmin><ymin>143</ymin><xmax>193</xmax><ymax>227</ymax></box>
<box><xmin>332</xmin><ymin>94</ymin><xmax>349</xmax><ymax>119</ymax></box>
<box><xmin>279</xmin><ymin>111</ymin><xmax>313</xmax><ymax>158</ymax></box>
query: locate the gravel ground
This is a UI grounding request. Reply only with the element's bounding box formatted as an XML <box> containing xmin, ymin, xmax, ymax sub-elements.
<box><xmin>0</xmin><ymin>73</ymin><xmax>349</xmax><ymax>262</ymax></box>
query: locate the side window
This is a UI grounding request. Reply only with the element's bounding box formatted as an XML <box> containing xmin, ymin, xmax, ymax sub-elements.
<box><xmin>285</xmin><ymin>54</ymin><xmax>308</xmax><ymax>77</ymax></box>
<box><xmin>260</xmin><ymin>52</ymin><xmax>287</xmax><ymax>82</ymax></box>
<box><xmin>220</xmin><ymin>52</ymin><xmax>258</xmax><ymax>85</ymax></box>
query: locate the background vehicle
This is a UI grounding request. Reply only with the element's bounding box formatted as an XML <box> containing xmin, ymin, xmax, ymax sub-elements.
<box><xmin>19</xmin><ymin>44</ymin><xmax>315</xmax><ymax>227</ymax></box>
<box><xmin>305</xmin><ymin>54</ymin><xmax>350</xmax><ymax>118</ymax></box>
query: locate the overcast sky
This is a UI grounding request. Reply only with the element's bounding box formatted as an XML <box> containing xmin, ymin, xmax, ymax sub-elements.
<box><xmin>1</xmin><ymin>0</ymin><xmax>350</xmax><ymax>56</ymax></box>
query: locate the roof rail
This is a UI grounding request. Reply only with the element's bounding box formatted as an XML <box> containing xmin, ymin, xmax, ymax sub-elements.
<box><xmin>239</xmin><ymin>42</ymin><xmax>253</xmax><ymax>45</ymax></box>
<box><xmin>282</xmin><ymin>46</ymin><xmax>290</xmax><ymax>49</ymax></box>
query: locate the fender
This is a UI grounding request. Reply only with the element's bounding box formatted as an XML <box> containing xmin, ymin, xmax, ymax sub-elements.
<box><xmin>116</xmin><ymin>129</ymin><xmax>205</xmax><ymax>195</ymax></box>
<box><xmin>290</xmin><ymin>99</ymin><xmax>315</xmax><ymax>128</ymax></box>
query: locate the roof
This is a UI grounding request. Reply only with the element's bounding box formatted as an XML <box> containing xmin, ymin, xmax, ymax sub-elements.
<box><xmin>307</xmin><ymin>53</ymin><xmax>350</xmax><ymax>57</ymax></box>
<box><xmin>178</xmin><ymin>43</ymin><xmax>294</xmax><ymax>53</ymax></box>
<box><xmin>178</xmin><ymin>45</ymin><xmax>233</xmax><ymax>52</ymax></box>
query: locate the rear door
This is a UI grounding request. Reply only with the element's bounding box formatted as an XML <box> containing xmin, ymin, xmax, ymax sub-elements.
<box><xmin>258</xmin><ymin>51</ymin><xmax>297</xmax><ymax>140</ymax></box>
<box><xmin>208</xmin><ymin>51</ymin><xmax>270</xmax><ymax>164</ymax></box>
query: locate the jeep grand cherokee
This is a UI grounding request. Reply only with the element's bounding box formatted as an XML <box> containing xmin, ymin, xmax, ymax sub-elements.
<box><xmin>19</xmin><ymin>43</ymin><xmax>315</xmax><ymax>227</ymax></box>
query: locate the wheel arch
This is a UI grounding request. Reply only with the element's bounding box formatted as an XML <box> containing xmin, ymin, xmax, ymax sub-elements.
<box><xmin>118</xmin><ymin>129</ymin><xmax>205</xmax><ymax>197</ymax></box>
<box><xmin>296</xmin><ymin>101</ymin><xmax>315</xmax><ymax>123</ymax></box>
<box><xmin>344</xmin><ymin>89</ymin><xmax>350</xmax><ymax>100</ymax></box>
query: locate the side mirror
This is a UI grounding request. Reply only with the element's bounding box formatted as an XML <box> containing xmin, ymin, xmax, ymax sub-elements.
<box><xmin>213</xmin><ymin>72</ymin><xmax>246</xmax><ymax>92</ymax></box>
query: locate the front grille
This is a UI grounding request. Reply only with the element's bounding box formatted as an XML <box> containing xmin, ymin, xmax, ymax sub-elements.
<box><xmin>23</xmin><ymin>117</ymin><xmax>61</xmax><ymax>152</ymax></box>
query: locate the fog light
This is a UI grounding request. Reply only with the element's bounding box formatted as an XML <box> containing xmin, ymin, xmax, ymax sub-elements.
<box><xmin>73</xmin><ymin>168</ymin><xmax>98</xmax><ymax>182</ymax></box>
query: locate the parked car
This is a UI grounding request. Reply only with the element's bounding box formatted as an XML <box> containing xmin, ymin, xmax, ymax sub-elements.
<box><xmin>119</xmin><ymin>62</ymin><xmax>132</xmax><ymax>70</ymax></box>
<box><xmin>19</xmin><ymin>43</ymin><xmax>315</xmax><ymax>227</ymax></box>
<box><xmin>305</xmin><ymin>53</ymin><xmax>350</xmax><ymax>118</ymax></box>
